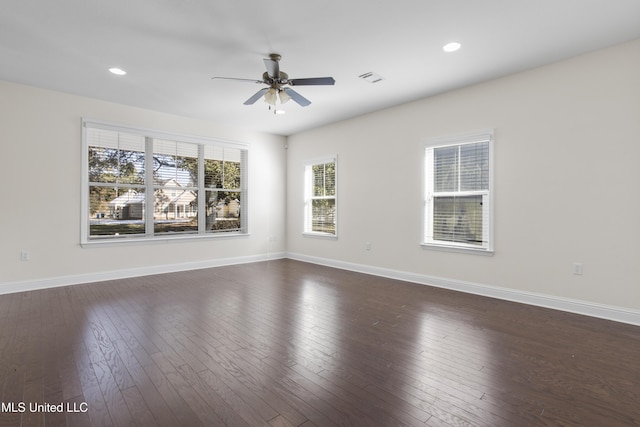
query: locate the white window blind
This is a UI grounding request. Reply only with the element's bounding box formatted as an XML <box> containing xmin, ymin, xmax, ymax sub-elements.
<box><xmin>152</xmin><ymin>139</ymin><xmax>199</xmax><ymax>235</ymax></box>
<box><xmin>304</xmin><ymin>157</ymin><xmax>337</xmax><ymax>236</ymax></box>
<box><xmin>424</xmin><ymin>131</ymin><xmax>493</xmax><ymax>252</ymax></box>
<box><xmin>82</xmin><ymin>119</ymin><xmax>247</xmax><ymax>243</ymax></box>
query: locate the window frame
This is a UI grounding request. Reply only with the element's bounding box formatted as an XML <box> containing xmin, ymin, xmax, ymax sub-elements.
<box><xmin>81</xmin><ymin>119</ymin><xmax>248</xmax><ymax>246</ymax></box>
<box><xmin>303</xmin><ymin>156</ymin><xmax>338</xmax><ymax>238</ymax></box>
<box><xmin>422</xmin><ymin>130</ymin><xmax>494</xmax><ymax>254</ymax></box>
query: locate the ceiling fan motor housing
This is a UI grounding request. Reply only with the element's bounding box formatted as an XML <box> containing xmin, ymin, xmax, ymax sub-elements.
<box><xmin>262</xmin><ymin>71</ymin><xmax>289</xmax><ymax>87</ymax></box>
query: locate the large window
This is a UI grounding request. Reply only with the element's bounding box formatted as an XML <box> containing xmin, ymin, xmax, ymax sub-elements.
<box><xmin>423</xmin><ymin>131</ymin><xmax>493</xmax><ymax>252</ymax></box>
<box><xmin>82</xmin><ymin>120</ymin><xmax>247</xmax><ymax>243</ymax></box>
<box><xmin>304</xmin><ymin>157</ymin><xmax>337</xmax><ymax>236</ymax></box>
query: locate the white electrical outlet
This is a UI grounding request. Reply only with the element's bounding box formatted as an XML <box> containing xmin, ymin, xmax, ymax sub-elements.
<box><xmin>20</xmin><ymin>250</ymin><xmax>30</xmax><ymax>262</ymax></box>
<box><xmin>365</xmin><ymin>242</ymin><xmax>371</xmax><ymax>251</ymax></box>
<box><xmin>572</xmin><ymin>262</ymin><xmax>583</xmax><ymax>275</ymax></box>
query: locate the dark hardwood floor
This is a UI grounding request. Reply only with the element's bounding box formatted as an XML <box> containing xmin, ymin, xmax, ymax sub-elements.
<box><xmin>1</xmin><ymin>259</ymin><xmax>639</xmax><ymax>426</ymax></box>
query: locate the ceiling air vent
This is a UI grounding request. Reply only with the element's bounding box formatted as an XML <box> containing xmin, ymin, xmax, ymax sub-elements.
<box><xmin>358</xmin><ymin>72</ymin><xmax>384</xmax><ymax>83</ymax></box>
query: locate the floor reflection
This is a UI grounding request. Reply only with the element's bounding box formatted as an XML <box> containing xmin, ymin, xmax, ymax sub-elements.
<box><xmin>290</xmin><ymin>279</ymin><xmax>339</xmax><ymax>368</ymax></box>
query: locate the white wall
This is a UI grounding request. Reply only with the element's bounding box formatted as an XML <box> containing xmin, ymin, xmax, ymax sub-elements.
<box><xmin>2</xmin><ymin>39</ymin><xmax>638</xmax><ymax>320</ymax></box>
<box><xmin>0</xmin><ymin>81</ymin><xmax>287</xmax><ymax>288</ymax></box>
<box><xmin>286</xmin><ymin>39</ymin><xmax>640</xmax><ymax>313</ymax></box>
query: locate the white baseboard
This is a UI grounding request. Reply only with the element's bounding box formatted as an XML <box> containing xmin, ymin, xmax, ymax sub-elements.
<box><xmin>0</xmin><ymin>252</ymin><xmax>287</xmax><ymax>295</ymax></box>
<box><xmin>286</xmin><ymin>252</ymin><xmax>640</xmax><ymax>327</ymax></box>
<box><xmin>3</xmin><ymin>251</ymin><xmax>639</xmax><ymax>327</ymax></box>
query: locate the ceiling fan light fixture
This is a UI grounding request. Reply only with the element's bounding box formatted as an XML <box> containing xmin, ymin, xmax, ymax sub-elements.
<box><xmin>443</xmin><ymin>42</ymin><xmax>462</xmax><ymax>53</ymax></box>
<box><xmin>264</xmin><ymin>88</ymin><xmax>277</xmax><ymax>105</ymax></box>
<box><xmin>278</xmin><ymin>89</ymin><xmax>291</xmax><ymax>104</ymax></box>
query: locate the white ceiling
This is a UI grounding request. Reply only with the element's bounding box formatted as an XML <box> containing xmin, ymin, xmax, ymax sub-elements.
<box><xmin>2</xmin><ymin>0</ymin><xmax>640</xmax><ymax>136</ymax></box>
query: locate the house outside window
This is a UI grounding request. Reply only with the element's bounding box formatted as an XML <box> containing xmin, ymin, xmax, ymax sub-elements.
<box><xmin>304</xmin><ymin>157</ymin><xmax>337</xmax><ymax>236</ymax></box>
<box><xmin>423</xmin><ymin>131</ymin><xmax>493</xmax><ymax>253</ymax></box>
<box><xmin>82</xmin><ymin>119</ymin><xmax>247</xmax><ymax>244</ymax></box>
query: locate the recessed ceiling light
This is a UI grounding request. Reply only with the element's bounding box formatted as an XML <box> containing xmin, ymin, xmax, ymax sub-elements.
<box><xmin>108</xmin><ymin>67</ymin><xmax>127</xmax><ymax>75</ymax></box>
<box><xmin>442</xmin><ymin>42</ymin><xmax>462</xmax><ymax>53</ymax></box>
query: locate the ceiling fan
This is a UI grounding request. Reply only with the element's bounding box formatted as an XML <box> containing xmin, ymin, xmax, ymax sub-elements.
<box><xmin>212</xmin><ymin>53</ymin><xmax>335</xmax><ymax>109</ymax></box>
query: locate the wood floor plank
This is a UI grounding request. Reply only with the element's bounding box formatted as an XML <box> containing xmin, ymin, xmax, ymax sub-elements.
<box><xmin>121</xmin><ymin>385</ymin><xmax>163</xmax><ymax>427</ymax></box>
<box><xmin>1</xmin><ymin>259</ymin><xmax>639</xmax><ymax>426</ymax></box>
<box><xmin>63</xmin><ymin>393</ymin><xmax>92</xmax><ymax>427</ymax></box>
<box><xmin>110</xmin><ymin>338</ymin><xmax>181</xmax><ymax>427</ymax></box>
<box><xmin>0</xmin><ymin>369</ymin><xmax>23</xmax><ymax>427</ymax></box>
<box><xmin>175</xmin><ymin>363</ymin><xmax>254</xmax><ymax>427</ymax></box>
<box><xmin>268</xmin><ymin>414</ymin><xmax>296</xmax><ymax>427</ymax></box>
<box><xmin>186</xmin><ymin>339</ymin><xmax>284</xmax><ymax>422</ymax></box>
<box><xmin>188</xmin><ymin>350</ymin><xmax>278</xmax><ymax>420</ymax></box>
<box><xmin>290</xmin><ymin>361</ymin><xmax>420</xmax><ymax>426</ymax></box>
<box><xmin>150</xmin><ymin>350</ymin><xmax>226</xmax><ymax>426</ymax></box>
<box><xmin>196</xmin><ymin>368</ymin><xmax>275</xmax><ymax>427</ymax></box>
<box><xmin>90</xmin><ymin>359</ymin><xmax>136</xmax><ymax>427</ymax></box>
<box><xmin>78</xmin><ymin>380</ymin><xmax>113</xmax><ymax>427</ymax></box>
<box><xmin>138</xmin><ymin>353</ymin><xmax>205</xmax><ymax>426</ymax></box>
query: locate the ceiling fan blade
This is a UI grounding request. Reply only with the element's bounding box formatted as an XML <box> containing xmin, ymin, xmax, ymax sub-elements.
<box><xmin>284</xmin><ymin>88</ymin><xmax>311</xmax><ymax>107</ymax></box>
<box><xmin>288</xmin><ymin>77</ymin><xmax>335</xmax><ymax>86</ymax></box>
<box><xmin>243</xmin><ymin>88</ymin><xmax>269</xmax><ymax>105</ymax></box>
<box><xmin>263</xmin><ymin>58</ymin><xmax>280</xmax><ymax>79</ymax></box>
<box><xmin>212</xmin><ymin>77</ymin><xmax>264</xmax><ymax>83</ymax></box>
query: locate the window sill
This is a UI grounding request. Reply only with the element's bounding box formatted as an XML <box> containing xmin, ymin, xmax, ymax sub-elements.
<box><xmin>303</xmin><ymin>232</ymin><xmax>338</xmax><ymax>240</ymax></box>
<box><xmin>81</xmin><ymin>232</ymin><xmax>249</xmax><ymax>248</ymax></box>
<box><xmin>420</xmin><ymin>242</ymin><xmax>494</xmax><ymax>256</ymax></box>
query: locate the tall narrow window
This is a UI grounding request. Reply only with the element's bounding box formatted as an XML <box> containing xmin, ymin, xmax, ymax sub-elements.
<box><xmin>82</xmin><ymin>120</ymin><xmax>247</xmax><ymax>243</ymax></box>
<box><xmin>304</xmin><ymin>157</ymin><xmax>337</xmax><ymax>236</ymax></box>
<box><xmin>423</xmin><ymin>131</ymin><xmax>493</xmax><ymax>252</ymax></box>
<box><xmin>203</xmin><ymin>145</ymin><xmax>245</xmax><ymax>233</ymax></box>
<box><xmin>87</xmin><ymin>129</ymin><xmax>147</xmax><ymax>237</ymax></box>
<box><xmin>153</xmin><ymin>139</ymin><xmax>199</xmax><ymax>235</ymax></box>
